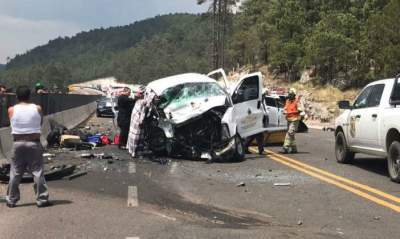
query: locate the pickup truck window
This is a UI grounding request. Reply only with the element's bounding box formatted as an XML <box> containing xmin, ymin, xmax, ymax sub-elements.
<box><xmin>354</xmin><ymin>85</ymin><xmax>373</xmax><ymax>109</ymax></box>
<box><xmin>265</xmin><ymin>97</ymin><xmax>277</xmax><ymax>107</ymax></box>
<box><xmin>367</xmin><ymin>84</ymin><xmax>385</xmax><ymax>107</ymax></box>
<box><xmin>232</xmin><ymin>76</ymin><xmax>259</xmax><ymax>104</ymax></box>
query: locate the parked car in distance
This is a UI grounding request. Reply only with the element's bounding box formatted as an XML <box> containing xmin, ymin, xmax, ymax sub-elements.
<box><xmin>96</xmin><ymin>97</ymin><xmax>117</xmax><ymax>117</ymax></box>
<box><xmin>335</xmin><ymin>75</ymin><xmax>400</xmax><ymax>182</ymax></box>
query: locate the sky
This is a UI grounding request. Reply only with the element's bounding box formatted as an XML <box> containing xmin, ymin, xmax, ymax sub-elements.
<box><xmin>0</xmin><ymin>0</ymin><xmax>208</xmax><ymax>64</ymax></box>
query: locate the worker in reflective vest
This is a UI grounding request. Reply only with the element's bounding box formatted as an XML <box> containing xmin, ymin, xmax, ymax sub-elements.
<box><xmin>283</xmin><ymin>88</ymin><xmax>304</xmax><ymax>154</ymax></box>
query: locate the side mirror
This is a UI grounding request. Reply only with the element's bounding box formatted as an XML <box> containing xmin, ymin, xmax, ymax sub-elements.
<box><xmin>338</xmin><ymin>100</ymin><xmax>351</xmax><ymax>109</ymax></box>
<box><xmin>390</xmin><ymin>96</ymin><xmax>400</xmax><ymax>106</ymax></box>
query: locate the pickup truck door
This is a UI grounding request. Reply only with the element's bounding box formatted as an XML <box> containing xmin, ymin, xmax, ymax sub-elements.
<box><xmin>264</xmin><ymin>96</ymin><xmax>279</xmax><ymax>127</ymax></box>
<box><xmin>348</xmin><ymin>84</ymin><xmax>384</xmax><ymax>149</ymax></box>
<box><xmin>263</xmin><ymin>96</ymin><xmax>287</xmax><ymax>131</ymax></box>
<box><xmin>207</xmin><ymin>68</ymin><xmax>228</xmax><ymax>90</ymax></box>
<box><xmin>231</xmin><ymin>72</ymin><xmax>264</xmax><ymax>138</ymax></box>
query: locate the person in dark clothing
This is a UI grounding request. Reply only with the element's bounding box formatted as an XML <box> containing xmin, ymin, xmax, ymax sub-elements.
<box><xmin>117</xmin><ymin>87</ymin><xmax>135</xmax><ymax>149</ymax></box>
<box><xmin>245</xmin><ymin>133</ymin><xmax>265</xmax><ymax>155</ymax></box>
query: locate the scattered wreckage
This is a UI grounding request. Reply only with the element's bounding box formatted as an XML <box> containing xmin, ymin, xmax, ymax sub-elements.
<box><xmin>0</xmin><ymin>164</ymin><xmax>77</xmax><ymax>183</ymax></box>
<box><xmin>139</xmin><ymin>69</ymin><xmax>271</xmax><ymax>161</ymax></box>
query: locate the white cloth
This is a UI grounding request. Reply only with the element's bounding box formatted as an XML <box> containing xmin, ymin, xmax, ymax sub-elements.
<box><xmin>127</xmin><ymin>89</ymin><xmax>157</xmax><ymax>157</ymax></box>
<box><xmin>11</xmin><ymin>104</ymin><xmax>41</xmax><ymax>135</ymax></box>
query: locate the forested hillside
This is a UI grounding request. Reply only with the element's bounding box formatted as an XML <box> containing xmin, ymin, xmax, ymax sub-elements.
<box><xmin>230</xmin><ymin>0</ymin><xmax>400</xmax><ymax>89</ymax></box>
<box><xmin>0</xmin><ymin>14</ymin><xmax>211</xmax><ymax>88</ymax></box>
<box><xmin>0</xmin><ymin>64</ymin><xmax>4</xmax><ymax>71</ymax></box>
<box><xmin>1</xmin><ymin>0</ymin><xmax>399</xmax><ymax>90</ymax></box>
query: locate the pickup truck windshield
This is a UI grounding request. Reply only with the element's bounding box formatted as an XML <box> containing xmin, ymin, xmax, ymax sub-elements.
<box><xmin>158</xmin><ymin>82</ymin><xmax>227</xmax><ymax>109</ymax></box>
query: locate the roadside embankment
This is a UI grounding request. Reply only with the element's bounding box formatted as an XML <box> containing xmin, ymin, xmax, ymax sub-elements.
<box><xmin>0</xmin><ymin>96</ymin><xmax>98</xmax><ymax>164</ymax></box>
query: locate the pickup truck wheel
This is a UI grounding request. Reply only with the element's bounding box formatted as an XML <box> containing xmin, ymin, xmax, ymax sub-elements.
<box><xmin>388</xmin><ymin>141</ymin><xmax>400</xmax><ymax>182</ymax></box>
<box><xmin>335</xmin><ymin>131</ymin><xmax>354</xmax><ymax>164</ymax></box>
<box><xmin>233</xmin><ymin>135</ymin><xmax>245</xmax><ymax>161</ymax></box>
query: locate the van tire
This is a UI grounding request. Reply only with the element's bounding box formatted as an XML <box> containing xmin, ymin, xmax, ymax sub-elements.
<box><xmin>388</xmin><ymin>141</ymin><xmax>400</xmax><ymax>183</ymax></box>
<box><xmin>233</xmin><ymin>135</ymin><xmax>245</xmax><ymax>161</ymax></box>
<box><xmin>335</xmin><ymin>131</ymin><xmax>354</xmax><ymax>164</ymax></box>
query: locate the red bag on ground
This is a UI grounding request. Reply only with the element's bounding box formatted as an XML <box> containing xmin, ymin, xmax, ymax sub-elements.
<box><xmin>113</xmin><ymin>134</ymin><xmax>120</xmax><ymax>145</ymax></box>
<box><xmin>101</xmin><ymin>135</ymin><xmax>111</xmax><ymax>145</ymax></box>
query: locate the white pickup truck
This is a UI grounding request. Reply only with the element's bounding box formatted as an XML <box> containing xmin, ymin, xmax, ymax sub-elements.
<box><xmin>335</xmin><ymin>75</ymin><xmax>400</xmax><ymax>182</ymax></box>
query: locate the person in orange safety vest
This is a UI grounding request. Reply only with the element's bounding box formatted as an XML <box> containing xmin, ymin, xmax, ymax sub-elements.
<box><xmin>283</xmin><ymin>88</ymin><xmax>304</xmax><ymax>154</ymax></box>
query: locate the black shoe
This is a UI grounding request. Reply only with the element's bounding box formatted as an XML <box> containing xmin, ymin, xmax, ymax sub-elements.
<box><xmin>6</xmin><ymin>202</ymin><xmax>16</xmax><ymax>208</ymax></box>
<box><xmin>37</xmin><ymin>201</ymin><xmax>52</xmax><ymax>208</ymax></box>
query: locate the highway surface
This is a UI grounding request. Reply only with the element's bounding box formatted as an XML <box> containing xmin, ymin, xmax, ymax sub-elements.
<box><xmin>1</xmin><ymin>116</ymin><xmax>399</xmax><ymax>239</ymax></box>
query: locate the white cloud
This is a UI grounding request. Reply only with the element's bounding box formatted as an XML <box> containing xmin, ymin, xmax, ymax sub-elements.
<box><xmin>0</xmin><ymin>15</ymin><xmax>81</xmax><ymax>64</ymax></box>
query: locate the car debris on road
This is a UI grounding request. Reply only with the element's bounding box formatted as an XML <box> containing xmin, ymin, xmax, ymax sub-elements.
<box><xmin>273</xmin><ymin>182</ymin><xmax>292</xmax><ymax>187</ymax></box>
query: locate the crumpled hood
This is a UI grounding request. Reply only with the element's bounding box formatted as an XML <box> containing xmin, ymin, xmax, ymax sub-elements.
<box><xmin>163</xmin><ymin>95</ymin><xmax>227</xmax><ymax>124</ymax></box>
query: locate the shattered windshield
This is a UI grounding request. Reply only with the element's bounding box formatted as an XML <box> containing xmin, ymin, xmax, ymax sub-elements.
<box><xmin>159</xmin><ymin>82</ymin><xmax>227</xmax><ymax>109</ymax></box>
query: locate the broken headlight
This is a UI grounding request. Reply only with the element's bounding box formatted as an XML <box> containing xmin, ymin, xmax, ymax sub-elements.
<box><xmin>158</xmin><ymin>119</ymin><xmax>174</xmax><ymax>138</ymax></box>
<box><xmin>221</xmin><ymin>123</ymin><xmax>230</xmax><ymax>140</ymax></box>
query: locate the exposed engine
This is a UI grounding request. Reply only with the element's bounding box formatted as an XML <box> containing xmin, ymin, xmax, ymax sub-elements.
<box><xmin>144</xmin><ymin>105</ymin><xmax>231</xmax><ymax>160</ymax></box>
<box><xmin>172</xmin><ymin>106</ymin><xmax>228</xmax><ymax>159</ymax></box>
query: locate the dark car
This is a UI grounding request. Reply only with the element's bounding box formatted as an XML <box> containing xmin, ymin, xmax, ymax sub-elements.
<box><xmin>96</xmin><ymin>97</ymin><xmax>116</xmax><ymax>117</ymax></box>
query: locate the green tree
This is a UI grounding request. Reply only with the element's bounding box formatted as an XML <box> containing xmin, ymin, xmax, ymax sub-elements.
<box><xmin>304</xmin><ymin>13</ymin><xmax>360</xmax><ymax>88</ymax></box>
<box><xmin>365</xmin><ymin>0</ymin><xmax>400</xmax><ymax>79</ymax></box>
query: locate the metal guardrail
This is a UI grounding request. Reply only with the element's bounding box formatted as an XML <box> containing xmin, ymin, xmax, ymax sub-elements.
<box><xmin>0</xmin><ymin>94</ymin><xmax>100</xmax><ymax>127</ymax></box>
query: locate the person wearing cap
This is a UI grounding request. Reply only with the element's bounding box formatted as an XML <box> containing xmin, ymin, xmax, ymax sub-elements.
<box><xmin>35</xmin><ymin>82</ymin><xmax>47</xmax><ymax>94</ymax></box>
<box><xmin>282</xmin><ymin>88</ymin><xmax>304</xmax><ymax>154</ymax></box>
<box><xmin>117</xmin><ymin>87</ymin><xmax>136</xmax><ymax>149</ymax></box>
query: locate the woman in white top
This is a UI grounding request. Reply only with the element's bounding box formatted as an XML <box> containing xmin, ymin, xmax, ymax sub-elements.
<box><xmin>6</xmin><ymin>85</ymin><xmax>50</xmax><ymax>208</ymax></box>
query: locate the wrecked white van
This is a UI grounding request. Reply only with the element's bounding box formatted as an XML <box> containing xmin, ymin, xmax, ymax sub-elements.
<box><xmin>145</xmin><ymin>69</ymin><xmax>267</xmax><ymax>161</ymax></box>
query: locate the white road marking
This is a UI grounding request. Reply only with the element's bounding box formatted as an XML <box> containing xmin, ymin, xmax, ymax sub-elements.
<box><xmin>128</xmin><ymin>162</ymin><xmax>136</xmax><ymax>174</ymax></box>
<box><xmin>126</xmin><ymin>237</ymin><xmax>139</xmax><ymax>239</ymax></box>
<box><xmin>169</xmin><ymin>161</ymin><xmax>178</xmax><ymax>174</ymax></box>
<box><xmin>127</xmin><ymin>186</ymin><xmax>138</xmax><ymax>207</ymax></box>
<box><xmin>142</xmin><ymin>209</ymin><xmax>177</xmax><ymax>221</ymax></box>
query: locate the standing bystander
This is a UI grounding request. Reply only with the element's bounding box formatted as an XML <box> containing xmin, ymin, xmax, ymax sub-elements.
<box><xmin>6</xmin><ymin>85</ymin><xmax>50</xmax><ymax>208</ymax></box>
<box><xmin>117</xmin><ymin>87</ymin><xmax>136</xmax><ymax>149</ymax></box>
<box><xmin>35</xmin><ymin>82</ymin><xmax>48</xmax><ymax>94</ymax></box>
<box><xmin>0</xmin><ymin>84</ymin><xmax>8</xmax><ymax>127</ymax></box>
<box><xmin>0</xmin><ymin>84</ymin><xmax>6</xmax><ymax>95</ymax></box>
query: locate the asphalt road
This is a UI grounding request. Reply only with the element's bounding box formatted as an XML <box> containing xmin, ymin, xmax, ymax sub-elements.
<box><xmin>1</xmin><ymin>116</ymin><xmax>400</xmax><ymax>239</ymax></box>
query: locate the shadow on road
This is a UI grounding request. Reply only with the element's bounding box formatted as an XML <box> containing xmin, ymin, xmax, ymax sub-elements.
<box><xmin>352</xmin><ymin>157</ymin><xmax>388</xmax><ymax>177</ymax></box>
<box><xmin>16</xmin><ymin>199</ymin><xmax>73</xmax><ymax>208</ymax></box>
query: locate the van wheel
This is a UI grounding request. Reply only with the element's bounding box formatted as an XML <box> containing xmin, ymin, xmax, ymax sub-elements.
<box><xmin>388</xmin><ymin>141</ymin><xmax>400</xmax><ymax>182</ymax></box>
<box><xmin>233</xmin><ymin>135</ymin><xmax>245</xmax><ymax>161</ymax></box>
<box><xmin>335</xmin><ymin>131</ymin><xmax>354</xmax><ymax>164</ymax></box>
